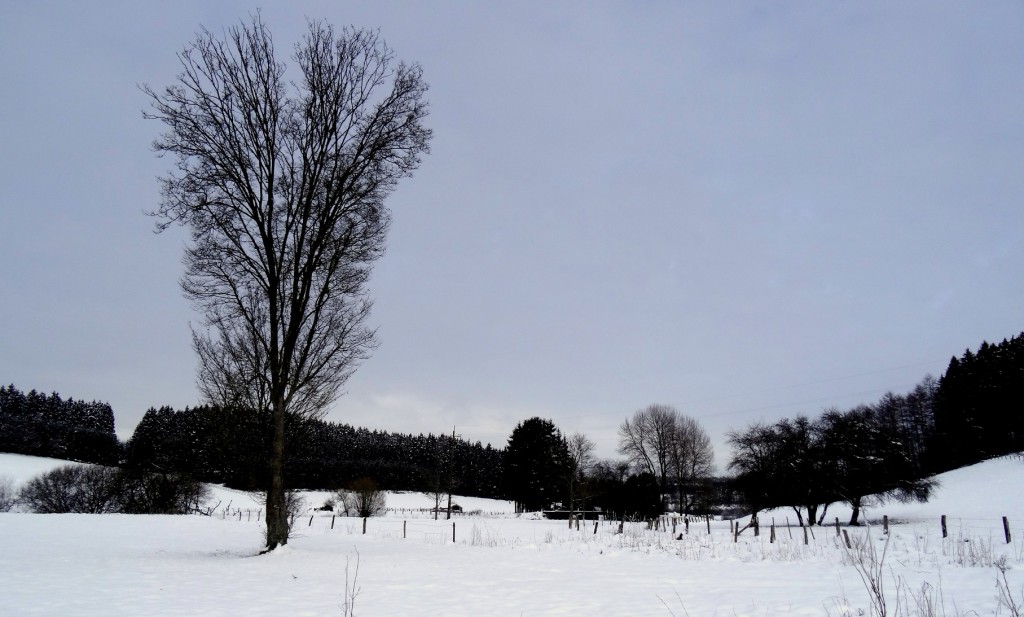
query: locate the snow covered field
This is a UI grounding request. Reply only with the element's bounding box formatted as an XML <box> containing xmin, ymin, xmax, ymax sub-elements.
<box><xmin>1</xmin><ymin>453</ymin><xmax>1022</xmax><ymax>616</ymax></box>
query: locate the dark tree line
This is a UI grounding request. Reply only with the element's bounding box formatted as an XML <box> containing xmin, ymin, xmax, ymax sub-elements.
<box><xmin>727</xmin><ymin>387</ymin><xmax>937</xmax><ymax>527</ymax></box>
<box><xmin>726</xmin><ymin>332</ymin><xmax>1024</xmax><ymax>525</ymax></box>
<box><xmin>0</xmin><ymin>385</ymin><xmax>119</xmax><ymax>465</ymax></box>
<box><xmin>932</xmin><ymin>334</ymin><xmax>1024</xmax><ymax>471</ymax></box>
<box><xmin>124</xmin><ymin>404</ymin><xmax>503</xmax><ymax>498</ymax></box>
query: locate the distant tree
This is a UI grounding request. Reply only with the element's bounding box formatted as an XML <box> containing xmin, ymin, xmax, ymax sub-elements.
<box><xmin>564</xmin><ymin>431</ymin><xmax>596</xmax><ymax>514</ymax></box>
<box><xmin>144</xmin><ymin>14</ymin><xmax>431</xmax><ymax>550</ymax></box>
<box><xmin>619</xmin><ymin>404</ymin><xmax>713</xmax><ymax>511</ymax></box>
<box><xmin>668</xmin><ymin>415</ymin><xmax>715</xmax><ymax>513</ymax></box>
<box><xmin>726</xmin><ymin>422</ymin><xmax>780</xmax><ymax>519</ymax></box>
<box><xmin>618</xmin><ymin>404</ymin><xmax>678</xmax><ymax>505</ymax></box>
<box><xmin>503</xmin><ymin>418</ymin><xmax>569</xmax><ymax>512</ymax></box>
<box><xmin>422</xmin><ymin>432</ymin><xmax>457</xmax><ymax>520</ymax></box>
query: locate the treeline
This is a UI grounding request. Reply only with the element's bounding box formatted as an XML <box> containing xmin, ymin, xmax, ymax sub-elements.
<box><xmin>727</xmin><ymin>383</ymin><xmax>936</xmax><ymax>526</ymax></box>
<box><xmin>124</xmin><ymin>405</ymin><xmax>504</xmax><ymax>498</ymax></box>
<box><xmin>0</xmin><ymin>385</ymin><xmax>119</xmax><ymax>465</ymax></box>
<box><xmin>727</xmin><ymin>332</ymin><xmax>1024</xmax><ymax>524</ymax></box>
<box><xmin>933</xmin><ymin>335</ymin><xmax>1024</xmax><ymax>471</ymax></box>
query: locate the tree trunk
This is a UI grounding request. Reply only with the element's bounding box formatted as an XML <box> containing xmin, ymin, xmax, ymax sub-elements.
<box><xmin>848</xmin><ymin>497</ymin><xmax>862</xmax><ymax>526</ymax></box>
<box><xmin>791</xmin><ymin>506</ymin><xmax>805</xmax><ymax>527</ymax></box>
<box><xmin>264</xmin><ymin>395</ymin><xmax>288</xmax><ymax>551</ymax></box>
<box><xmin>806</xmin><ymin>504</ymin><xmax>818</xmax><ymax>526</ymax></box>
<box><xmin>816</xmin><ymin>502</ymin><xmax>831</xmax><ymax>526</ymax></box>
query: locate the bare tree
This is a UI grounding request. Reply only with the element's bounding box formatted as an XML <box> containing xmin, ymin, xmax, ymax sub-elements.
<box><xmin>565</xmin><ymin>431</ymin><xmax>596</xmax><ymax>514</ymax></box>
<box><xmin>669</xmin><ymin>415</ymin><xmax>714</xmax><ymax>513</ymax></box>
<box><xmin>619</xmin><ymin>405</ymin><xmax>714</xmax><ymax>512</ymax></box>
<box><xmin>145</xmin><ymin>15</ymin><xmax>431</xmax><ymax>550</ymax></box>
<box><xmin>618</xmin><ymin>404</ymin><xmax>678</xmax><ymax>505</ymax></box>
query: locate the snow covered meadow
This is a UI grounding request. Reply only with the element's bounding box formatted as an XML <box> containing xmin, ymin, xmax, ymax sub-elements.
<box><xmin>1</xmin><ymin>453</ymin><xmax>1023</xmax><ymax>616</ymax></box>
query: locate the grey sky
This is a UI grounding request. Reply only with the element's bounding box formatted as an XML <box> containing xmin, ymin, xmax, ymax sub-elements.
<box><xmin>2</xmin><ymin>2</ymin><xmax>1022</xmax><ymax>466</ymax></box>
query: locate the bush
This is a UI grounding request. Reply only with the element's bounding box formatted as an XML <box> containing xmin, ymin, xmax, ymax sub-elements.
<box><xmin>18</xmin><ymin>464</ymin><xmax>210</xmax><ymax>514</ymax></box>
<box><xmin>19</xmin><ymin>464</ymin><xmax>120</xmax><ymax>513</ymax></box>
<box><xmin>336</xmin><ymin>477</ymin><xmax>386</xmax><ymax>517</ymax></box>
<box><xmin>115</xmin><ymin>470</ymin><xmax>210</xmax><ymax>514</ymax></box>
<box><xmin>0</xmin><ymin>475</ymin><xmax>17</xmax><ymax>512</ymax></box>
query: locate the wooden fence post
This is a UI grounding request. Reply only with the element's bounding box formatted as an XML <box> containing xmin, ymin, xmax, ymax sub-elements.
<box><xmin>842</xmin><ymin>529</ymin><xmax>852</xmax><ymax>549</ymax></box>
<box><xmin>403</xmin><ymin>520</ymin><xmax>407</xmax><ymax>539</ymax></box>
<box><xmin>706</xmin><ymin>516</ymin><xmax>711</xmax><ymax>535</ymax></box>
<box><xmin>883</xmin><ymin>515</ymin><xmax>888</xmax><ymax>535</ymax></box>
<box><xmin>786</xmin><ymin>516</ymin><xmax>793</xmax><ymax>539</ymax></box>
<box><xmin>362</xmin><ymin>517</ymin><xmax>367</xmax><ymax>535</ymax></box>
<box><xmin>331</xmin><ymin>515</ymin><xmax>336</xmax><ymax>530</ymax></box>
<box><xmin>802</xmin><ymin>524</ymin><xmax>808</xmax><ymax>546</ymax></box>
<box><xmin>593</xmin><ymin>520</ymin><xmax>599</xmax><ymax>535</ymax></box>
<box><xmin>770</xmin><ymin>522</ymin><xmax>776</xmax><ymax>544</ymax></box>
<box><xmin>835</xmin><ymin>517</ymin><xmax>840</xmax><ymax>537</ymax></box>
<box><xmin>308</xmin><ymin>514</ymin><xmax>314</xmax><ymax>527</ymax></box>
<box><xmin>1004</xmin><ymin>516</ymin><xmax>1012</xmax><ymax>544</ymax></box>
<box><xmin>941</xmin><ymin>515</ymin><xmax>947</xmax><ymax>538</ymax></box>
<box><xmin>452</xmin><ymin>522</ymin><xmax>456</xmax><ymax>543</ymax></box>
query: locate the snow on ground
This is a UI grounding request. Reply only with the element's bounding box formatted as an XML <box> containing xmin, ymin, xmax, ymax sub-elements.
<box><xmin>1</xmin><ymin>453</ymin><xmax>1023</xmax><ymax>615</ymax></box>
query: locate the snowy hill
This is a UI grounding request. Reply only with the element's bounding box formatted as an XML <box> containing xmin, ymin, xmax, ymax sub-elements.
<box><xmin>1</xmin><ymin>452</ymin><xmax>1022</xmax><ymax>615</ymax></box>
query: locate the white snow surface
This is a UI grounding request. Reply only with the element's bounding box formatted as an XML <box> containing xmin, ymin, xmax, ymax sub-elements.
<box><xmin>1</xmin><ymin>453</ymin><xmax>1023</xmax><ymax>615</ymax></box>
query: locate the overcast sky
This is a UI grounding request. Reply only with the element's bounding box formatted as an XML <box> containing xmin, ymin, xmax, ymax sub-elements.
<box><xmin>2</xmin><ymin>1</ymin><xmax>1022</xmax><ymax>466</ymax></box>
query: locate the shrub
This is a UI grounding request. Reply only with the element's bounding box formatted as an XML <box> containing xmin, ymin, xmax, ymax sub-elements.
<box><xmin>19</xmin><ymin>465</ymin><xmax>210</xmax><ymax>514</ymax></box>
<box><xmin>336</xmin><ymin>477</ymin><xmax>386</xmax><ymax>517</ymax></box>
<box><xmin>115</xmin><ymin>470</ymin><xmax>210</xmax><ymax>514</ymax></box>
<box><xmin>19</xmin><ymin>464</ymin><xmax>119</xmax><ymax>513</ymax></box>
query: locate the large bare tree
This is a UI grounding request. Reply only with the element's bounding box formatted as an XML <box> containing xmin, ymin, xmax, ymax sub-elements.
<box><xmin>618</xmin><ymin>404</ymin><xmax>713</xmax><ymax>512</ymax></box>
<box><xmin>618</xmin><ymin>404</ymin><xmax>678</xmax><ymax>500</ymax></box>
<box><xmin>145</xmin><ymin>15</ymin><xmax>431</xmax><ymax>550</ymax></box>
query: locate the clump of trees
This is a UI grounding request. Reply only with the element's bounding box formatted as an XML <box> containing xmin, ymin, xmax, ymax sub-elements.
<box><xmin>617</xmin><ymin>404</ymin><xmax>715</xmax><ymax>513</ymax></box>
<box><xmin>500</xmin><ymin>413</ymin><xmax>717</xmax><ymax>520</ymax></box>
<box><xmin>124</xmin><ymin>405</ymin><xmax>504</xmax><ymax>497</ymax></box>
<box><xmin>16</xmin><ymin>464</ymin><xmax>209</xmax><ymax>514</ymax></box>
<box><xmin>0</xmin><ymin>385</ymin><xmax>119</xmax><ymax>465</ymax></box>
<box><xmin>727</xmin><ymin>382</ymin><xmax>938</xmax><ymax>526</ymax></box>
<box><xmin>932</xmin><ymin>334</ymin><xmax>1024</xmax><ymax>471</ymax></box>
